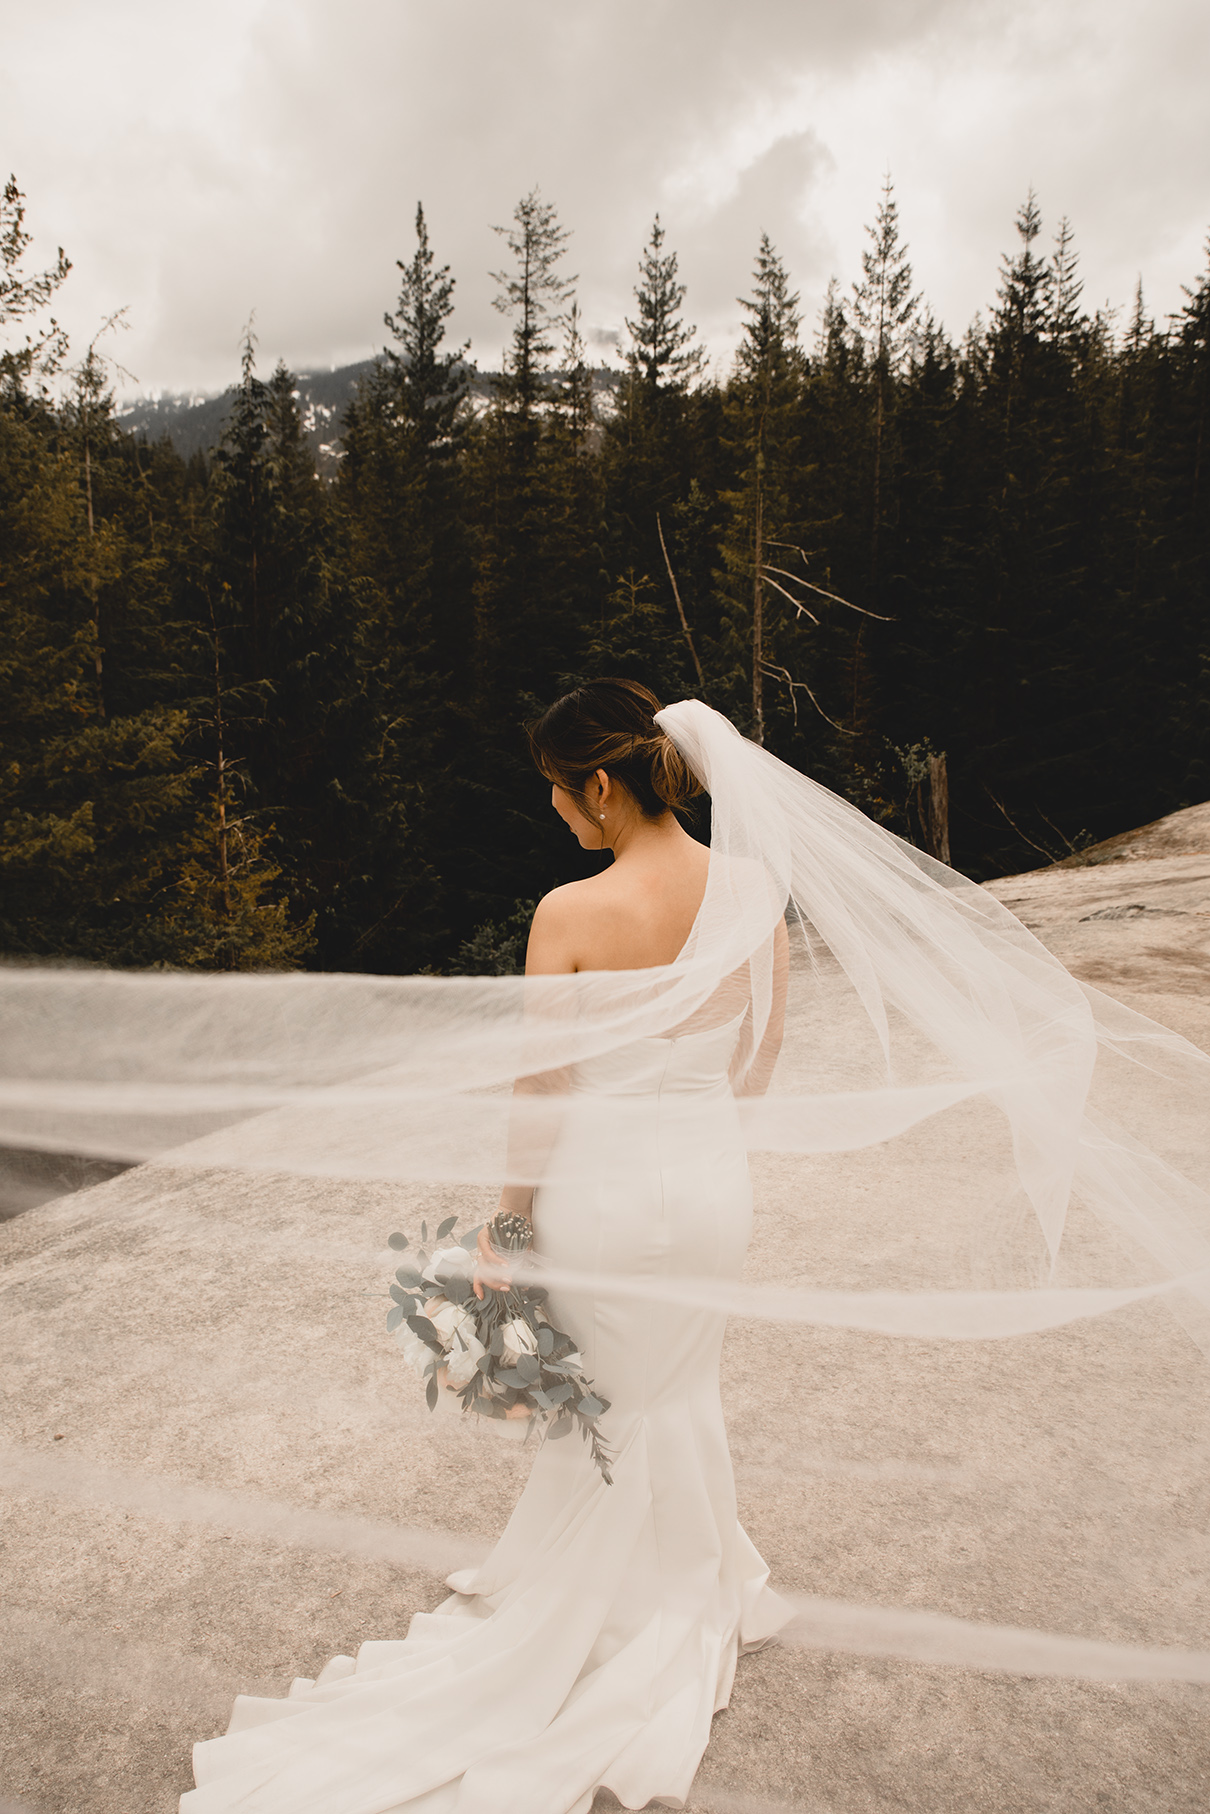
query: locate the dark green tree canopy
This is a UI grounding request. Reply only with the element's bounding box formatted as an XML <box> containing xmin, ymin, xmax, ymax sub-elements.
<box><xmin>625</xmin><ymin>215</ymin><xmax>705</xmax><ymax>395</ymax></box>
<box><xmin>2</xmin><ymin>173</ymin><xmax>1208</xmax><ymax>970</ymax></box>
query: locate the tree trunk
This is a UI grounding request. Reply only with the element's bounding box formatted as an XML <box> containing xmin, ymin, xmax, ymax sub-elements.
<box><xmin>752</xmin><ymin>479</ymin><xmax>764</xmax><ymax>745</ymax></box>
<box><xmin>925</xmin><ymin>752</ymin><xmax>951</xmax><ymax>865</ymax></box>
<box><xmin>871</xmin><ymin>366</ymin><xmax>883</xmax><ymax>601</ymax></box>
<box><xmin>84</xmin><ymin>439</ymin><xmax>105</xmax><ymax>715</ymax></box>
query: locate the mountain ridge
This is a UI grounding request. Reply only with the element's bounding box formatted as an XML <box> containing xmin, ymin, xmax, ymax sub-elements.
<box><xmin>118</xmin><ymin>359</ymin><xmax>621</xmax><ymax>472</ymax></box>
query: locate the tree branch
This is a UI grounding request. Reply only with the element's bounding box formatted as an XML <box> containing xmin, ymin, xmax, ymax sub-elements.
<box><xmin>984</xmin><ymin>788</ymin><xmax>1058</xmax><ymax>863</ymax></box>
<box><xmin>761</xmin><ymin>662</ymin><xmax>856</xmax><ymax>735</ymax></box>
<box><xmin>760</xmin><ymin>544</ymin><xmax>895</xmax><ymax>620</ymax></box>
<box><xmin>656</xmin><ymin>512</ymin><xmax>707</xmax><ymax>691</ymax></box>
<box><xmin>760</xmin><ymin>572</ymin><xmax>820</xmax><ymax>625</ymax></box>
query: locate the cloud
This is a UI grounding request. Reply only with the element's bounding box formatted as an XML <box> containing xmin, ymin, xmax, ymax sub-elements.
<box><xmin>2</xmin><ymin>0</ymin><xmax>1207</xmax><ymax>395</ymax></box>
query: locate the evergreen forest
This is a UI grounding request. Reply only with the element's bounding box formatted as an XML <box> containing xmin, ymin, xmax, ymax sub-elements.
<box><xmin>2</xmin><ymin>175</ymin><xmax>1208</xmax><ymax>974</ymax></box>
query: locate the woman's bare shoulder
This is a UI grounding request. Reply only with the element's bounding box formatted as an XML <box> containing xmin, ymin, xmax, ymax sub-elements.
<box><xmin>526</xmin><ymin>877</ymin><xmax>614</xmax><ymax>973</ymax></box>
<box><xmin>533</xmin><ymin>875</ymin><xmax>613</xmax><ymax>924</ymax></box>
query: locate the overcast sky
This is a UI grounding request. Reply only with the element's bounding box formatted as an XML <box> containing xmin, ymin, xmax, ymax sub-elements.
<box><xmin>4</xmin><ymin>0</ymin><xmax>1208</xmax><ymax>399</ymax></box>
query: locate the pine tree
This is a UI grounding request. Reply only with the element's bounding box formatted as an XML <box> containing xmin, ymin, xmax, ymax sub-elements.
<box><xmin>717</xmin><ymin>236</ymin><xmax>808</xmax><ymax>744</ymax></box>
<box><xmin>1048</xmin><ymin>216</ymin><xmax>1084</xmax><ymax>346</ymax></box>
<box><xmin>624</xmin><ymin>216</ymin><xmax>706</xmax><ymax>397</ymax></box>
<box><xmin>1165</xmin><ymin>237</ymin><xmax>1210</xmax><ymax>801</ymax></box>
<box><xmin>465</xmin><ymin>190</ymin><xmax>597</xmax><ymax>923</ymax></box>
<box><xmin>995</xmin><ymin>191</ymin><xmax>1053</xmax><ymax>341</ymax></box>
<box><xmin>0</xmin><ymin>175</ymin><xmax>70</xmax><ymax>395</ymax></box>
<box><xmin>490</xmin><ymin>188</ymin><xmax>576</xmax><ymax>418</ymax></box>
<box><xmin>851</xmin><ymin>175</ymin><xmax>920</xmax><ymax>603</ymax></box>
<box><xmin>603</xmin><ymin>216</ymin><xmax>710</xmax><ymax>680</ymax></box>
<box><xmin>384</xmin><ymin>202</ymin><xmax>469</xmax><ymax>444</ymax></box>
<box><xmin>474</xmin><ymin>187</ymin><xmax>582</xmax><ymax>716</ymax></box>
<box><xmin>0</xmin><ymin>395</ymin><xmax>205</xmax><ymax>963</ymax></box>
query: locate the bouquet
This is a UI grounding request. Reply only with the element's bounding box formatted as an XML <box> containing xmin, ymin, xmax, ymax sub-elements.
<box><xmin>385</xmin><ymin>1214</ymin><xmax>613</xmax><ymax>1484</ymax></box>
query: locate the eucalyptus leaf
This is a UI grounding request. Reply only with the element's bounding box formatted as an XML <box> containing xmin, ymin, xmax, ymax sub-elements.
<box><xmin>388</xmin><ymin>1232</ymin><xmax>409</xmax><ymax>1251</ymax></box>
<box><xmin>436</xmin><ymin>1215</ymin><xmax>458</xmax><ymax>1239</ymax></box>
<box><xmin>426</xmin><ymin>1375</ymin><xmax>439</xmax><ymax>1411</ymax></box>
<box><xmin>536</xmin><ymin>1325</ymin><xmax>555</xmax><ymax>1357</ymax></box>
<box><xmin>517</xmin><ymin>1354</ymin><xmax>541</xmax><ymax>1384</ymax></box>
<box><xmin>389</xmin><ymin>1284</ymin><xmax>416</xmax><ymax>1307</ymax></box>
<box><xmin>395</xmin><ymin>1266</ymin><xmax>422</xmax><ymax>1288</ymax></box>
<box><xmin>546</xmin><ymin>1415</ymin><xmax>574</xmax><ymax>1440</ymax></box>
<box><xmin>476</xmin><ymin>1353</ymin><xmax>493</xmax><ymax>1375</ymax></box>
<box><xmin>444</xmin><ymin>1275</ymin><xmax>472</xmax><ymax>1306</ymax></box>
<box><xmin>421</xmin><ymin>1220</ymin><xmax>428</xmax><ymax>1242</ymax></box>
<box><xmin>495</xmin><ymin>1367</ymin><xmax>528</xmax><ymax>1389</ymax></box>
<box><xmin>407</xmin><ymin>1314</ymin><xmax>443</xmax><ymax>1352</ymax></box>
<box><xmin>544</xmin><ymin>1381</ymin><xmax>574</xmax><ymax>1405</ymax></box>
<box><xmin>577</xmin><ymin>1394</ymin><xmax>604</xmax><ymax>1418</ymax></box>
<box><xmin>386</xmin><ymin>1306</ymin><xmax>404</xmax><ymax>1332</ymax></box>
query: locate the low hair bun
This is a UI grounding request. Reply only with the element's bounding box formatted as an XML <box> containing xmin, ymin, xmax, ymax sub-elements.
<box><xmin>648</xmin><ymin>730</ymin><xmax>699</xmax><ymax>812</ymax></box>
<box><xmin>527</xmin><ymin>679</ymin><xmax>703</xmax><ymax>822</ymax></box>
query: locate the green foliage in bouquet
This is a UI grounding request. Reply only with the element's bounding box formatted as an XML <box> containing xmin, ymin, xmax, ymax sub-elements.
<box><xmin>385</xmin><ymin>1216</ymin><xmax>613</xmax><ymax>1484</ymax></box>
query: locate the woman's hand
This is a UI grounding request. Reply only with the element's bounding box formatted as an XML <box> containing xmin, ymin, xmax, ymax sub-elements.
<box><xmin>472</xmin><ymin>1222</ymin><xmax>512</xmax><ymax>1301</ymax></box>
<box><xmin>472</xmin><ymin>1188</ymin><xmax>534</xmax><ymax>1301</ymax></box>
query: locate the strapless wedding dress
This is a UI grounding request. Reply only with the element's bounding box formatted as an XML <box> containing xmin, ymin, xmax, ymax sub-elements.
<box><xmin>184</xmin><ymin>1014</ymin><xmax>791</xmax><ymax>1813</ymax></box>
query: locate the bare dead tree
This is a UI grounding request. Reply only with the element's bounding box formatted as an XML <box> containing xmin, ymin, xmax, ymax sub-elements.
<box><xmin>755</xmin><ymin>542</ymin><xmax>893</xmax><ymax>737</ymax></box>
<box><xmin>985</xmin><ymin>788</ymin><xmax>1056</xmax><ymax>864</ymax></box>
<box><xmin>656</xmin><ymin>512</ymin><xmax>706</xmax><ymax>692</ymax></box>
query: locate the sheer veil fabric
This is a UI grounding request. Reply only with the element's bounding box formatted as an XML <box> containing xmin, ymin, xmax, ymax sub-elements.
<box><xmin>2</xmin><ymin>701</ymin><xmax>1210</xmax><ymax>1810</ymax></box>
<box><xmin>3</xmin><ymin>698</ymin><xmax>1207</xmax><ymax>1337</ymax></box>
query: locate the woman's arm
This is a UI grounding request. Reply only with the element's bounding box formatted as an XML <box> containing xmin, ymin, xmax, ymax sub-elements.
<box><xmin>734</xmin><ymin>917</ymin><xmax>789</xmax><ymax>1098</ymax></box>
<box><xmin>474</xmin><ymin>893</ymin><xmax>575</xmax><ymax>1297</ymax></box>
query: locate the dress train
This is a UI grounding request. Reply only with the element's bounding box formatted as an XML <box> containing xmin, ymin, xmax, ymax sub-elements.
<box><xmin>184</xmin><ymin>1016</ymin><xmax>790</xmax><ymax>1813</ymax></box>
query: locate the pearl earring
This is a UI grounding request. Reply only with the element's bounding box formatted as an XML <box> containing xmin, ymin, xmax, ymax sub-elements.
<box><xmin>599</xmin><ymin>813</ymin><xmax>605</xmax><ymax>820</ymax></box>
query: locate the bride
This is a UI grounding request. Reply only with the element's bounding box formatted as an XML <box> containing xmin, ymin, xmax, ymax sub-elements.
<box><xmin>154</xmin><ymin>675</ymin><xmax>1208</xmax><ymax>1810</ymax></box>
<box><xmin>183</xmin><ymin>677</ymin><xmax>794</xmax><ymax>1812</ymax></box>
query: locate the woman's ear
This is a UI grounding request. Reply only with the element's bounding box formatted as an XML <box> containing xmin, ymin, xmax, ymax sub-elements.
<box><xmin>595</xmin><ymin>768</ymin><xmax>612</xmax><ymax>806</ymax></box>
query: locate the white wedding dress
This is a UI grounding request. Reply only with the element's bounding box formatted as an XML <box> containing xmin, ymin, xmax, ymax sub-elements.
<box><xmin>183</xmin><ymin>1011</ymin><xmax>792</xmax><ymax>1814</ymax></box>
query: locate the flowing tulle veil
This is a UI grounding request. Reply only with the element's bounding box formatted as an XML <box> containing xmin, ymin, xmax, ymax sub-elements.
<box><xmin>4</xmin><ymin>697</ymin><xmax>1210</xmax><ymax>1720</ymax></box>
<box><xmin>4</xmin><ymin>697</ymin><xmax>1207</xmax><ymax>1341</ymax></box>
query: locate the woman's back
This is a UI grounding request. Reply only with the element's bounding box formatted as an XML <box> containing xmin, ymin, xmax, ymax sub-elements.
<box><xmin>527</xmin><ymin>825</ymin><xmax>710</xmax><ymax>975</ymax></box>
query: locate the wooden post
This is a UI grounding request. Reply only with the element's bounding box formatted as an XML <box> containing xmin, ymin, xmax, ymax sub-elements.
<box><xmin>926</xmin><ymin>752</ymin><xmax>951</xmax><ymax>865</ymax></box>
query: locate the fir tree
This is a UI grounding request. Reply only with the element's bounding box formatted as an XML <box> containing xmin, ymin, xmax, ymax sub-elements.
<box><xmin>624</xmin><ymin>216</ymin><xmax>706</xmax><ymax>396</ymax></box>
<box><xmin>0</xmin><ymin>175</ymin><xmax>71</xmax><ymax>395</ymax></box>
<box><xmin>851</xmin><ymin>174</ymin><xmax>920</xmax><ymax>604</ymax></box>
<box><xmin>718</xmin><ymin>235</ymin><xmax>807</xmax><ymax>743</ymax></box>
<box><xmin>603</xmin><ymin>216</ymin><xmax>710</xmax><ymax>672</ymax></box>
<box><xmin>490</xmin><ymin>188</ymin><xmax>576</xmax><ymax>418</ymax></box>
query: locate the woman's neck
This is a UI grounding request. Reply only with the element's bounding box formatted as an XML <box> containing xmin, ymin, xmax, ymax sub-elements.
<box><xmin>606</xmin><ymin>809</ymin><xmax>695</xmax><ymax>866</ymax></box>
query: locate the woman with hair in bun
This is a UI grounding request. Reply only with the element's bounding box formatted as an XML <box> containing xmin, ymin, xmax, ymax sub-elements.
<box><xmin>186</xmin><ymin>677</ymin><xmax>792</xmax><ymax>1813</ymax></box>
<box><xmin>463</xmin><ymin>675</ymin><xmax>793</xmax><ymax>1794</ymax></box>
<box><xmin>187</xmin><ymin>672</ymin><xmax>1204</xmax><ymax>1813</ymax></box>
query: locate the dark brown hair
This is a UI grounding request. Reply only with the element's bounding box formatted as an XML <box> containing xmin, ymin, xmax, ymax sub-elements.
<box><xmin>527</xmin><ymin>678</ymin><xmax>702</xmax><ymax>821</ymax></box>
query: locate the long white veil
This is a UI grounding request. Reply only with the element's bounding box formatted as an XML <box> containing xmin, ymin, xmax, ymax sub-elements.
<box><xmin>3</xmin><ymin>697</ymin><xmax>1207</xmax><ymax>1343</ymax></box>
<box><xmin>6</xmin><ymin>696</ymin><xmax>1210</xmax><ymax>1708</ymax></box>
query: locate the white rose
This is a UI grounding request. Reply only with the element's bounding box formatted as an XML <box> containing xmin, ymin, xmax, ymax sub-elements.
<box><xmin>422</xmin><ymin>1245</ymin><xmax>475</xmax><ymax>1288</ymax></box>
<box><xmin>425</xmin><ymin>1294</ymin><xmax>477</xmax><ymax>1350</ymax></box>
<box><xmin>445</xmin><ymin>1330</ymin><xmax>486</xmax><ymax>1390</ymax></box>
<box><xmin>500</xmin><ymin>1318</ymin><xmax>538</xmax><ymax>1364</ymax></box>
<box><xmin>393</xmin><ymin>1322</ymin><xmax>434</xmax><ymax>1381</ymax></box>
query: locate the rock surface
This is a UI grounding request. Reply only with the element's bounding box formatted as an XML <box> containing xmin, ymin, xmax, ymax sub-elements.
<box><xmin>2</xmin><ymin>806</ymin><xmax>1209</xmax><ymax>1814</ymax></box>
